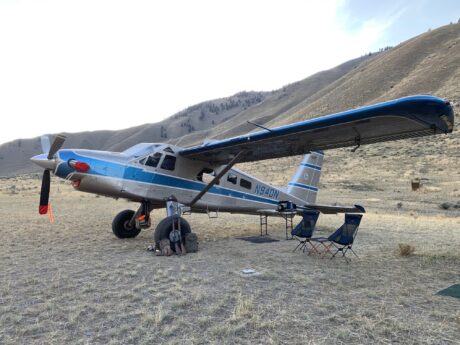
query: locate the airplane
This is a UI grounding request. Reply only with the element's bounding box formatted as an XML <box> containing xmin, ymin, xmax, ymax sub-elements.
<box><xmin>30</xmin><ymin>95</ymin><xmax>454</xmax><ymax>245</ymax></box>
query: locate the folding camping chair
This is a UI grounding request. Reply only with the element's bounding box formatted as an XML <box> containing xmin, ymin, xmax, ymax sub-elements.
<box><xmin>311</xmin><ymin>213</ymin><xmax>362</xmax><ymax>261</ymax></box>
<box><xmin>292</xmin><ymin>210</ymin><xmax>320</xmax><ymax>255</ymax></box>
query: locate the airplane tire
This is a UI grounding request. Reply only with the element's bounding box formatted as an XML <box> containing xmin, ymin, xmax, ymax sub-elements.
<box><xmin>112</xmin><ymin>210</ymin><xmax>142</xmax><ymax>239</ymax></box>
<box><xmin>154</xmin><ymin>216</ymin><xmax>191</xmax><ymax>247</ymax></box>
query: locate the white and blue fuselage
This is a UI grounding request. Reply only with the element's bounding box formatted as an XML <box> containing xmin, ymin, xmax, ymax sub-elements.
<box><xmin>33</xmin><ymin>143</ymin><xmax>314</xmax><ymax>215</ymax></box>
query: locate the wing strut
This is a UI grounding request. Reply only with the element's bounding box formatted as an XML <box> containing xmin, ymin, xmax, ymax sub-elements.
<box><xmin>189</xmin><ymin>151</ymin><xmax>246</xmax><ymax>207</ymax></box>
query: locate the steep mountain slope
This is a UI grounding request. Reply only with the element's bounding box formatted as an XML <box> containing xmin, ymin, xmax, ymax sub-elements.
<box><xmin>0</xmin><ymin>23</ymin><xmax>459</xmax><ymax>177</ymax></box>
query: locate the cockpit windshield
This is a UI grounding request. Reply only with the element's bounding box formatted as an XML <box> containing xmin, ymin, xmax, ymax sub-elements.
<box><xmin>122</xmin><ymin>143</ymin><xmax>161</xmax><ymax>158</ymax></box>
<box><xmin>146</xmin><ymin>153</ymin><xmax>162</xmax><ymax>167</ymax></box>
<box><xmin>130</xmin><ymin>144</ymin><xmax>178</xmax><ymax>171</ymax></box>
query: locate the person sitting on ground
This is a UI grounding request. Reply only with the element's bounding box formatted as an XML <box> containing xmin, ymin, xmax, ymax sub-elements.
<box><xmin>147</xmin><ymin>239</ymin><xmax>173</xmax><ymax>256</ymax></box>
<box><xmin>156</xmin><ymin>239</ymin><xmax>173</xmax><ymax>256</ymax></box>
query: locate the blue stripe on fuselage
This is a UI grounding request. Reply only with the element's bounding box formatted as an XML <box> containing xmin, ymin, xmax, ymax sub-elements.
<box><xmin>56</xmin><ymin>150</ymin><xmax>279</xmax><ymax>206</ymax></box>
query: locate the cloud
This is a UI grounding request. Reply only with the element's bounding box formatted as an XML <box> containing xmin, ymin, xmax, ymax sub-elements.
<box><xmin>337</xmin><ymin>0</ymin><xmax>408</xmax><ymax>50</ymax></box>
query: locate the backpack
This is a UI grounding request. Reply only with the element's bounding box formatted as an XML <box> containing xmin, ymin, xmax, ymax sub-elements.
<box><xmin>184</xmin><ymin>233</ymin><xmax>199</xmax><ymax>253</ymax></box>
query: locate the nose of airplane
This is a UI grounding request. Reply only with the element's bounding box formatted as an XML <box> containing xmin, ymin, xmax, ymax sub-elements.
<box><xmin>30</xmin><ymin>154</ymin><xmax>57</xmax><ymax>170</ymax></box>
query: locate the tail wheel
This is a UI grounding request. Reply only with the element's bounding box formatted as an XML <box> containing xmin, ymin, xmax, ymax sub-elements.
<box><xmin>154</xmin><ymin>216</ymin><xmax>191</xmax><ymax>247</ymax></box>
<box><xmin>112</xmin><ymin>210</ymin><xmax>142</xmax><ymax>239</ymax></box>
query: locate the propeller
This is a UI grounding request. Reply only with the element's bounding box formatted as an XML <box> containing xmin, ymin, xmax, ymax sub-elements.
<box><xmin>37</xmin><ymin>134</ymin><xmax>66</xmax><ymax>216</ymax></box>
<box><xmin>40</xmin><ymin>136</ymin><xmax>51</xmax><ymax>155</ymax></box>
<box><xmin>39</xmin><ymin>170</ymin><xmax>51</xmax><ymax>215</ymax></box>
<box><xmin>46</xmin><ymin>134</ymin><xmax>66</xmax><ymax>159</ymax></box>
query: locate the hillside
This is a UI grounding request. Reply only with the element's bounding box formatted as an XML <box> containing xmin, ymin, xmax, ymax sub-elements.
<box><xmin>0</xmin><ymin>23</ymin><xmax>459</xmax><ymax>177</ymax></box>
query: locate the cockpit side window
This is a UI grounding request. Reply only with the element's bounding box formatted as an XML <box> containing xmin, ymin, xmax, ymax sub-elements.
<box><xmin>240</xmin><ymin>178</ymin><xmax>252</xmax><ymax>190</ymax></box>
<box><xmin>160</xmin><ymin>155</ymin><xmax>176</xmax><ymax>171</ymax></box>
<box><xmin>145</xmin><ymin>152</ymin><xmax>162</xmax><ymax>168</ymax></box>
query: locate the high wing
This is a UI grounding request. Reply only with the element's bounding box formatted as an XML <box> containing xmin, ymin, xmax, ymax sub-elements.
<box><xmin>179</xmin><ymin>95</ymin><xmax>454</xmax><ymax>164</ymax></box>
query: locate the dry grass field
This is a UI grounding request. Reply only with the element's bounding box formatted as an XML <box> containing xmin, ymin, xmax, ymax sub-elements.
<box><xmin>0</xmin><ymin>163</ymin><xmax>459</xmax><ymax>345</ymax></box>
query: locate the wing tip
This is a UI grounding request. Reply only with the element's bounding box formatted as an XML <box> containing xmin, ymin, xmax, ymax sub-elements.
<box><xmin>355</xmin><ymin>204</ymin><xmax>366</xmax><ymax>213</ymax></box>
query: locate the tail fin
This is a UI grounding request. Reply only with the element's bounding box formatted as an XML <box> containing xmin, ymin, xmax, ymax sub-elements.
<box><xmin>287</xmin><ymin>151</ymin><xmax>324</xmax><ymax>204</ymax></box>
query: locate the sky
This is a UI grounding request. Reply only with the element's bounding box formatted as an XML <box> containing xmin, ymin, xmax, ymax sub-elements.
<box><xmin>0</xmin><ymin>0</ymin><xmax>458</xmax><ymax>145</ymax></box>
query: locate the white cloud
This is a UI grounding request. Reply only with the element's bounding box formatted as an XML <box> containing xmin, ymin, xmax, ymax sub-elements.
<box><xmin>0</xmin><ymin>0</ymin><xmax>394</xmax><ymax>144</ymax></box>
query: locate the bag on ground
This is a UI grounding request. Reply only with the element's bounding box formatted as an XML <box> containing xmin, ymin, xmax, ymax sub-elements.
<box><xmin>184</xmin><ymin>233</ymin><xmax>199</xmax><ymax>253</ymax></box>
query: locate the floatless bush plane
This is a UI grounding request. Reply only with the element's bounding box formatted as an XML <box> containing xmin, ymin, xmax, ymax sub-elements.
<box><xmin>31</xmin><ymin>95</ymin><xmax>454</xmax><ymax>243</ymax></box>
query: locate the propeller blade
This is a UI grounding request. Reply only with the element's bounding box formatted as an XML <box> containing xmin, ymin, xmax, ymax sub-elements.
<box><xmin>39</xmin><ymin>170</ymin><xmax>50</xmax><ymax>215</ymax></box>
<box><xmin>40</xmin><ymin>135</ymin><xmax>51</xmax><ymax>155</ymax></box>
<box><xmin>47</xmin><ymin>134</ymin><xmax>66</xmax><ymax>159</ymax></box>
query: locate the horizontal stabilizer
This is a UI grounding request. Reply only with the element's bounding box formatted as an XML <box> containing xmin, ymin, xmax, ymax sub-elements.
<box><xmin>257</xmin><ymin>204</ymin><xmax>365</xmax><ymax>216</ymax></box>
<box><xmin>305</xmin><ymin>204</ymin><xmax>365</xmax><ymax>214</ymax></box>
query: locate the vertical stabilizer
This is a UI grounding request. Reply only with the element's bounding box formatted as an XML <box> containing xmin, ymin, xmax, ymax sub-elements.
<box><xmin>287</xmin><ymin>151</ymin><xmax>324</xmax><ymax>204</ymax></box>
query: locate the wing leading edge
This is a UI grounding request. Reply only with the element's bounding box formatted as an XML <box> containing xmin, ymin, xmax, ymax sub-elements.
<box><xmin>179</xmin><ymin>95</ymin><xmax>454</xmax><ymax>164</ymax></box>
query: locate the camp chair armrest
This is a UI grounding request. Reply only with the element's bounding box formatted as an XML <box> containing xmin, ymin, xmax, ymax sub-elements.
<box><xmin>292</xmin><ymin>235</ymin><xmax>310</xmax><ymax>241</ymax></box>
<box><xmin>310</xmin><ymin>237</ymin><xmax>329</xmax><ymax>242</ymax></box>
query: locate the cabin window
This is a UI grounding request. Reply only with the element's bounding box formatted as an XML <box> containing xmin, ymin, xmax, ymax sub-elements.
<box><xmin>227</xmin><ymin>173</ymin><xmax>237</xmax><ymax>184</ymax></box>
<box><xmin>240</xmin><ymin>178</ymin><xmax>252</xmax><ymax>190</ymax></box>
<box><xmin>164</xmin><ymin>147</ymin><xmax>175</xmax><ymax>153</ymax></box>
<box><xmin>144</xmin><ymin>153</ymin><xmax>162</xmax><ymax>167</ymax></box>
<box><xmin>161</xmin><ymin>155</ymin><xmax>176</xmax><ymax>171</ymax></box>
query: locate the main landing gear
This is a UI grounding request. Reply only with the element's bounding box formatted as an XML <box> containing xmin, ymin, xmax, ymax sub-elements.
<box><xmin>112</xmin><ymin>209</ymin><xmax>141</xmax><ymax>238</ymax></box>
<box><xmin>153</xmin><ymin>196</ymin><xmax>190</xmax><ymax>248</ymax></box>
<box><xmin>112</xmin><ymin>201</ymin><xmax>153</xmax><ymax>239</ymax></box>
<box><xmin>111</xmin><ymin>197</ymin><xmax>191</xmax><ymax>243</ymax></box>
<box><xmin>154</xmin><ymin>216</ymin><xmax>191</xmax><ymax>247</ymax></box>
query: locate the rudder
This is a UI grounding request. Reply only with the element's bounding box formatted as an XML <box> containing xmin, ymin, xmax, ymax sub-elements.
<box><xmin>287</xmin><ymin>151</ymin><xmax>324</xmax><ymax>204</ymax></box>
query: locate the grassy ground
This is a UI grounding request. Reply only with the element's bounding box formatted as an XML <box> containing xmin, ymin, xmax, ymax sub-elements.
<box><xmin>0</xmin><ymin>174</ymin><xmax>459</xmax><ymax>344</ymax></box>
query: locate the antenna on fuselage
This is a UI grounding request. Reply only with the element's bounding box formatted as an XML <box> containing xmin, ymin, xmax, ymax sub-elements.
<box><xmin>173</xmin><ymin>135</ymin><xmax>186</xmax><ymax>147</ymax></box>
<box><xmin>247</xmin><ymin>121</ymin><xmax>273</xmax><ymax>132</ymax></box>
